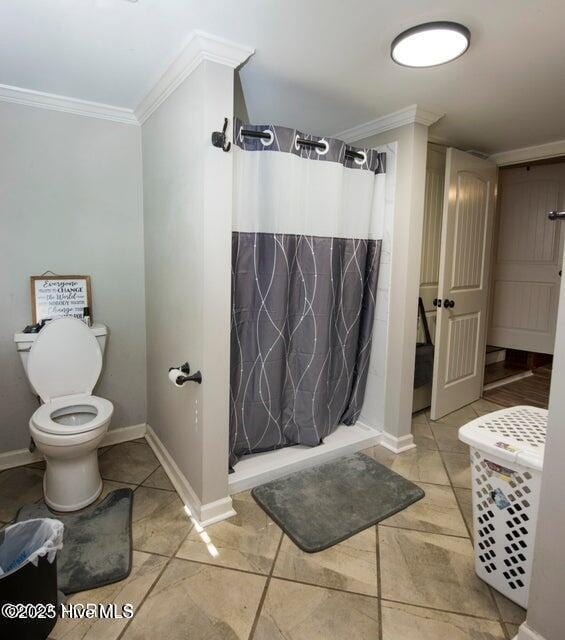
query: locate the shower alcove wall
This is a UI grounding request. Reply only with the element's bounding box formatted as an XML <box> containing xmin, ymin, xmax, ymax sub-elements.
<box><xmin>142</xmin><ymin>30</ymin><xmax>433</xmax><ymax>524</ymax></box>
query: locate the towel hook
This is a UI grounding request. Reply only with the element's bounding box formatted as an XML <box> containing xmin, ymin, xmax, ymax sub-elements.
<box><xmin>211</xmin><ymin>117</ymin><xmax>231</xmax><ymax>152</ymax></box>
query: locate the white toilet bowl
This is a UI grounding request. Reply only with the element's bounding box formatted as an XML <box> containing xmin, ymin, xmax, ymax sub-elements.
<box><xmin>23</xmin><ymin>317</ymin><xmax>114</xmax><ymax>511</ymax></box>
<box><xmin>30</xmin><ymin>394</ymin><xmax>113</xmax><ymax>511</ymax></box>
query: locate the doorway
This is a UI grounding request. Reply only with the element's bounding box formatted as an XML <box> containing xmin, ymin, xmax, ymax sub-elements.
<box><xmin>413</xmin><ymin>151</ymin><xmax>564</xmax><ymax>418</ymax></box>
<box><xmin>481</xmin><ymin>160</ymin><xmax>565</xmax><ymax>409</ymax></box>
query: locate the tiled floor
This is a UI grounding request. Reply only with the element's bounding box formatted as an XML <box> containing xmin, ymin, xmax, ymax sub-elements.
<box><xmin>0</xmin><ymin>399</ymin><xmax>527</xmax><ymax>639</ymax></box>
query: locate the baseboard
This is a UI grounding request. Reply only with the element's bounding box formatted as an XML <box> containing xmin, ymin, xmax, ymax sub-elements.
<box><xmin>145</xmin><ymin>424</ymin><xmax>236</xmax><ymax>527</ymax></box>
<box><xmin>0</xmin><ymin>423</ymin><xmax>148</xmax><ymax>471</ymax></box>
<box><xmin>102</xmin><ymin>422</ymin><xmax>147</xmax><ymax>446</ymax></box>
<box><xmin>0</xmin><ymin>447</ymin><xmax>44</xmax><ymax>471</ymax></box>
<box><xmin>517</xmin><ymin>622</ymin><xmax>547</xmax><ymax>640</ymax></box>
<box><xmin>483</xmin><ymin>370</ymin><xmax>533</xmax><ymax>392</ymax></box>
<box><xmin>380</xmin><ymin>432</ymin><xmax>416</xmax><ymax>454</ymax></box>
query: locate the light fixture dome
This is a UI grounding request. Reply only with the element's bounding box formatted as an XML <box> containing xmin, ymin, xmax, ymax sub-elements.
<box><xmin>391</xmin><ymin>21</ymin><xmax>470</xmax><ymax>68</ymax></box>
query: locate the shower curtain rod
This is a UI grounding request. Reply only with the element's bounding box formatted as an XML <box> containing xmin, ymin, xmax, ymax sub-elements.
<box><xmin>239</xmin><ymin>128</ymin><xmax>365</xmax><ymax>161</ymax></box>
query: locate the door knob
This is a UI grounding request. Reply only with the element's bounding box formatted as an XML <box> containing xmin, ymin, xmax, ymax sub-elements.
<box><xmin>443</xmin><ymin>299</ymin><xmax>455</xmax><ymax>308</ymax></box>
<box><xmin>432</xmin><ymin>298</ymin><xmax>442</xmax><ymax>307</ymax></box>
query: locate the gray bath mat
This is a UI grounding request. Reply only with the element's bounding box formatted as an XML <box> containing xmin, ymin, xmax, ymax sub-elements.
<box><xmin>252</xmin><ymin>453</ymin><xmax>424</xmax><ymax>552</ymax></box>
<box><xmin>16</xmin><ymin>488</ymin><xmax>133</xmax><ymax>594</ymax></box>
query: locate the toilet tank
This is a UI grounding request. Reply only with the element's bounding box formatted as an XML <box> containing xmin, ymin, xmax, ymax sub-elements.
<box><xmin>14</xmin><ymin>323</ymin><xmax>108</xmax><ymax>394</ymax></box>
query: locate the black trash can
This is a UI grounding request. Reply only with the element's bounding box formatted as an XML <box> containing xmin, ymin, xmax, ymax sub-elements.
<box><xmin>0</xmin><ymin>518</ymin><xmax>64</xmax><ymax>640</ymax></box>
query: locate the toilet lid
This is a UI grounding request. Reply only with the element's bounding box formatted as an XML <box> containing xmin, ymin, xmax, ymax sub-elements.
<box><xmin>27</xmin><ymin>317</ymin><xmax>103</xmax><ymax>402</ymax></box>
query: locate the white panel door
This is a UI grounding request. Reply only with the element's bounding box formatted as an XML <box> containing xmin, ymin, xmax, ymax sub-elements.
<box><xmin>488</xmin><ymin>164</ymin><xmax>565</xmax><ymax>354</ymax></box>
<box><xmin>431</xmin><ymin>149</ymin><xmax>497</xmax><ymax>420</ymax></box>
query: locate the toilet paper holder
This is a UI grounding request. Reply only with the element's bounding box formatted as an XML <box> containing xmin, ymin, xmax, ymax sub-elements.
<box><xmin>168</xmin><ymin>362</ymin><xmax>203</xmax><ymax>385</ymax></box>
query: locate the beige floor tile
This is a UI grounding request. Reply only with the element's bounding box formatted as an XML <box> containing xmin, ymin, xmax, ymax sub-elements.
<box><xmin>99</xmin><ymin>442</ymin><xmax>159</xmax><ymax>485</ymax></box>
<box><xmin>0</xmin><ymin>465</ymin><xmax>44</xmax><ymax>521</ymax></box>
<box><xmin>274</xmin><ymin>528</ymin><xmax>378</xmax><ymax>596</ymax></box>
<box><xmin>381</xmin><ymin>601</ymin><xmax>506</xmax><ymax>640</ymax></box>
<box><xmin>176</xmin><ymin>490</ymin><xmax>282</xmax><ymax>574</ymax></box>
<box><xmin>430</xmin><ymin>423</ymin><xmax>469</xmax><ymax>454</ymax></box>
<box><xmin>364</xmin><ymin>445</ymin><xmax>449</xmax><ymax>485</ymax></box>
<box><xmin>132</xmin><ymin>486</ymin><xmax>192</xmax><ymax>555</ymax></box>
<box><xmin>434</xmin><ymin>404</ymin><xmax>478</xmax><ymax>428</ymax></box>
<box><xmin>121</xmin><ymin>559</ymin><xmax>266</xmax><ymax>640</ymax></box>
<box><xmin>441</xmin><ymin>451</ymin><xmax>472</xmax><ymax>488</ymax></box>
<box><xmin>379</xmin><ymin>527</ymin><xmax>498</xmax><ymax>619</ymax></box>
<box><xmin>412</xmin><ymin>422</ymin><xmax>438</xmax><ymax>450</ymax></box>
<box><xmin>381</xmin><ymin>482</ymin><xmax>468</xmax><ymax>537</ymax></box>
<box><xmin>141</xmin><ymin>466</ymin><xmax>174</xmax><ymax>491</ymax></box>
<box><xmin>505</xmin><ymin>623</ymin><xmax>520</xmax><ymax>638</ymax></box>
<box><xmin>471</xmin><ymin>398</ymin><xmax>504</xmax><ymax>416</ymax></box>
<box><xmin>493</xmin><ymin>591</ymin><xmax>527</xmax><ymax>625</ymax></box>
<box><xmin>454</xmin><ymin>488</ymin><xmax>474</xmax><ymax>536</ymax></box>
<box><xmin>412</xmin><ymin>410</ymin><xmax>429</xmax><ymax>425</ymax></box>
<box><xmin>50</xmin><ymin>551</ymin><xmax>167</xmax><ymax>640</ymax></box>
<box><xmin>254</xmin><ymin>578</ymin><xmax>379</xmax><ymax>640</ymax></box>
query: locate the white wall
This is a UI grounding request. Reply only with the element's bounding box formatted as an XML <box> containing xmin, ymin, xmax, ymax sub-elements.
<box><xmin>0</xmin><ymin>102</ymin><xmax>146</xmax><ymax>453</ymax></box>
<box><xmin>142</xmin><ymin>60</ymin><xmax>235</xmax><ymax>519</ymax></box>
<box><xmin>354</xmin><ymin>124</ymin><xmax>429</xmax><ymax>447</ymax></box>
<box><xmin>519</xmin><ymin>253</ymin><xmax>565</xmax><ymax>640</ymax></box>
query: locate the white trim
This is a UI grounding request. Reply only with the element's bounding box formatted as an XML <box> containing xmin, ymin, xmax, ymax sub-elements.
<box><xmin>483</xmin><ymin>370</ymin><xmax>533</xmax><ymax>392</ymax></box>
<box><xmin>101</xmin><ymin>422</ymin><xmax>147</xmax><ymax>446</ymax></box>
<box><xmin>0</xmin><ymin>422</ymin><xmax>147</xmax><ymax>471</ymax></box>
<box><xmin>229</xmin><ymin>423</ymin><xmax>382</xmax><ymax>494</ymax></box>
<box><xmin>380</xmin><ymin>432</ymin><xmax>416</xmax><ymax>454</ymax></box>
<box><xmin>490</xmin><ymin>138</ymin><xmax>565</xmax><ymax>166</ymax></box>
<box><xmin>333</xmin><ymin>104</ymin><xmax>445</xmax><ymax>143</ymax></box>
<box><xmin>517</xmin><ymin>622</ymin><xmax>547</xmax><ymax>640</ymax></box>
<box><xmin>136</xmin><ymin>30</ymin><xmax>254</xmax><ymax>124</ymax></box>
<box><xmin>145</xmin><ymin>424</ymin><xmax>236</xmax><ymax>527</ymax></box>
<box><xmin>0</xmin><ymin>84</ymin><xmax>138</xmax><ymax>125</ymax></box>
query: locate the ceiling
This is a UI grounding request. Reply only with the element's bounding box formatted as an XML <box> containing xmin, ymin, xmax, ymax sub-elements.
<box><xmin>1</xmin><ymin>0</ymin><xmax>565</xmax><ymax>154</ymax></box>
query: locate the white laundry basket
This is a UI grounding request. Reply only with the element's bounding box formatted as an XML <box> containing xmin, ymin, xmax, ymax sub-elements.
<box><xmin>459</xmin><ymin>405</ymin><xmax>546</xmax><ymax>609</ymax></box>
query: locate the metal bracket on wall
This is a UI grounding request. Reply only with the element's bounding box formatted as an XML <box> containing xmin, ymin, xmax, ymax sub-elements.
<box><xmin>211</xmin><ymin>117</ymin><xmax>231</xmax><ymax>152</ymax></box>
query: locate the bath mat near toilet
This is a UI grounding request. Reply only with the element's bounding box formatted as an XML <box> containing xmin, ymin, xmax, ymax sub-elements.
<box><xmin>252</xmin><ymin>452</ymin><xmax>424</xmax><ymax>552</ymax></box>
<box><xmin>16</xmin><ymin>488</ymin><xmax>133</xmax><ymax>594</ymax></box>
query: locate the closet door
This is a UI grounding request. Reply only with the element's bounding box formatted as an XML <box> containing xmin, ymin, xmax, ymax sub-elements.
<box><xmin>488</xmin><ymin>163</ymin><xmax>565</xmax><ymax>354</ymax></box>
<box><xmin>431</xmin><ymin>149</ymin><xmax>497</xmax><ymax>420</ymax></box>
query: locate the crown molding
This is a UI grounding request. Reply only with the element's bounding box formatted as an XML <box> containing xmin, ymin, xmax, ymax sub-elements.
<box><xmin>135</xmin><ymin>30</ymin><xmax>254</xmax><ymax>125</ymax></box>
<box><xmin>0</xmin><ymin>83</ymin><xmax>138</xmax><ymax>125</ymax></box>
<box><xmin>489</xmin><ymin>138</ymin><xmax>565</xmax><ymax>166</ymax></box>
<box><xmin>333</xmin><ymin>104</ymin><xmax>445</xmax><ymax>143</ymax></box>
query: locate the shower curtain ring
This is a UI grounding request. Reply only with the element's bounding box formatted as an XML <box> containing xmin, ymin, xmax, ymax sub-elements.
<box><xmin>211</xmin><ymin>117</ymin><xmax>232</xmax><ymax>152</ymax></box>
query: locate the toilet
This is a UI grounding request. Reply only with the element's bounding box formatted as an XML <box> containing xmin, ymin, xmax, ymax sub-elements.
<box><xmin>15</xmin><ymin>317</ymin><xmax>113</xmax><ymax>511</ymax></box>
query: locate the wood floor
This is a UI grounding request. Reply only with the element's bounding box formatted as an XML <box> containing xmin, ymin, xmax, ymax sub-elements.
<box><xmin>484</xmin><ymin>361</ymin><xmax>528</xmax><ymax>385</ymax></box>
<box><xmin>483</xmin><ymin>366</ymin><xmax>551</xmax><ymax>409</ymax></box>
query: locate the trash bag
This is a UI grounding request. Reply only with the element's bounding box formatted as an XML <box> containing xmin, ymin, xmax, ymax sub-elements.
<box><xmin>0</xmin><ymin>518</ymin><xmax>64</xmax><ymax>640</ymax></box>
<box><xmin>414</xmin><ymin>297</ymin><xmax>434</xmax><ymax>389</ymax></box>
<box><xmin>414</xmin><ymin>342</ymin><xmax>435</xmax><ymax>388</ymax></box>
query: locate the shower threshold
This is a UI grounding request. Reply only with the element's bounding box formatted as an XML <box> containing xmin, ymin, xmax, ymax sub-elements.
<box><xmin>228</xmin><ymin>422</ymin><xmax>382</xmax><ymax>494</ymax></box>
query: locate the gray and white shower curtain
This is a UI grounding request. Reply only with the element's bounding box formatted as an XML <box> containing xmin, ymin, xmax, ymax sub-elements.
<box><xmin>230</xmin><ymin>119</ymin><xmax>386</xmax><ymax>467</ymax></box>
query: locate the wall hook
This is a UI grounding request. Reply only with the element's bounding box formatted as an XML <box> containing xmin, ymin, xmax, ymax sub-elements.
<box><xmin>211</xmin><ymin>117</ymin><xmax>231</xmax><ymax>152</ymax></box>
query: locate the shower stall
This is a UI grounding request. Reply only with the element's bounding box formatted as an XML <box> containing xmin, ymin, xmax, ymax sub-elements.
<box><xmin>228</xmin><ymin>119</ymin><xmax>394</xmax><ymax>490</ymax></box>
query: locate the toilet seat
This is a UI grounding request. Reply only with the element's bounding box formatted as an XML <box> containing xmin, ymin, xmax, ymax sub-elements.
<box><xmin>27</xmin><ymin>317</ymin><xmax>103</xmax><ymax>403</ymax></box>
<box><xmin>31</xmin><ymin>395</ymin><xmax>113</xmax><ymax>436</ymax></box>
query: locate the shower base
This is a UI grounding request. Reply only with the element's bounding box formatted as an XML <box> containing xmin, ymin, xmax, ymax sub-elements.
<box><xmin>228</xmin><ymin>422</ymin><xmax>382</xmax><ymax>494</ymax></box>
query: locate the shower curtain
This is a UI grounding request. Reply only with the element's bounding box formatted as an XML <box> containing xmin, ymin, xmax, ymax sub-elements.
<box><xmin>230</xmin><ymin>119</ymin><xmax>386</xmax><ymax>467</ymax></box>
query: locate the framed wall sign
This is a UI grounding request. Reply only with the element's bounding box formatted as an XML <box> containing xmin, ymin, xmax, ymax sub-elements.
<box><xmin>30</xmin><ymin>275</ymin><xmax>92</xmax><ymax>323</ymax></box>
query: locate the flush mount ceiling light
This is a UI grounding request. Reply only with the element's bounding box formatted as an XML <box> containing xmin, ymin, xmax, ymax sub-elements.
<box><xmin>391</xmin><ymin>21</ymin><xmax>470</xmax><ymax>68</ymax></box>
